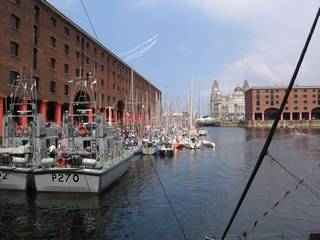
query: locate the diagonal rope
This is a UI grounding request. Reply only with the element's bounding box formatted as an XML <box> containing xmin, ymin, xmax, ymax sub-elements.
<box><xmin>80</xmin><ymin>0</ymin><xmax>99</xmax><ymax>41</ymax></box>
<box><xmin>267</xmin><ymin>152</ymin><xmax>320</xmax><ymax>200</ymax></box>
<box><xmin>146</xmin><ymin>150</ymin><xmax>188</xmax><ymax>240</ymax></box>
<box><xmin>221</xmin><ymin>8</ymin><xmax>320</xmax><ymax>239</ymax></box>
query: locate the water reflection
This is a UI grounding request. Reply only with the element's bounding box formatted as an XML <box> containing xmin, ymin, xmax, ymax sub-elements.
<box><xmin>0</xmin><ymin>129</ymin><xmax>319</xmax><ymax>239</ymax></box>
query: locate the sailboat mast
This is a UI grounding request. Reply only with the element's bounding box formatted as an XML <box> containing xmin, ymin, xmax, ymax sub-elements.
<box><xmin>131</xmin><ymin>68</ymin><xmax>134</xmax><ymax>132</ymax></box>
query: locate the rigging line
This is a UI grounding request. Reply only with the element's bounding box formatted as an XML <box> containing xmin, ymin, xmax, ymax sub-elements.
<box><xmin>80</xmin><ymin>0</ymin><xmax>99</xmax><ymax>41</ymax></box>
<box><xmin>147</xmin><ymin>153</ymin><xmax>188</xmax><ymax>240</ymax></box>
<box><xmin>220</xmin><ymin>7</ymin><xmax>320</xmax><ymax>240</ymax></box>
<box><xmin>267</xmin><ymin>153</ymin><xmax>320</xmax><ymax>201</ymax></box>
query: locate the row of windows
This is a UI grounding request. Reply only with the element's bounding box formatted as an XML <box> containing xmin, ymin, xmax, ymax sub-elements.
<box><xmin>256</xmin><ymin>100</ymin><xmax>317</xmax><ymax>106</ymax></box>
<box><xmin>257</xmin><ymin>93</ymin><xmax>315</xmax><ymax>99</ymax></box>
<box><xmin>9</xmin><ymin>71</ymin><xmax>113</xmax><ymax>98</ymax></box>
<box><xmin>257</xmin><ymin>107</ymin><xmax>312</xmax><ymax>111</ymax></box>
<box><xmin>257</xmin><ymin>89</ymin><xmax>319</xmax><ymax>94</ymax></box>
<box><xmin>10</xmin><ymin>3</ymin><xmax>140</xmax><ymax>81</ymax></box>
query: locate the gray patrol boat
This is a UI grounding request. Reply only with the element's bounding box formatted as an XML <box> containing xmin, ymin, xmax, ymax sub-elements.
<box><xmin>0</xmin><ymin>76</ymin><xmax>60</xmax><ymax>190</ymax></box>
<box><xmin>33</xmin><ymin>75</ymin><xmax>134</xmax><ymax>193</ymax></box>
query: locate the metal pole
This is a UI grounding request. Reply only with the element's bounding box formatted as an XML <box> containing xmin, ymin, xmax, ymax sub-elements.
<box><xmin>221</xmin><ymin>7</ymin><xmax>320</xmax><ymax>240</ymax></box>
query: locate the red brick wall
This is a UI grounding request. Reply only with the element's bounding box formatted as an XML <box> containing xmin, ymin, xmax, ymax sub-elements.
<box><xmin>0</xmin><ymin>0</ymin><xmax>161</xmax><ymax>112</ymax></box>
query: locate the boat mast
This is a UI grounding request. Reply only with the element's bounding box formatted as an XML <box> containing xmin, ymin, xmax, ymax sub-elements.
<box><xmin>131</xmin><ymin>67</ymin><xmax>134</xmax><ymax>133</ymax></box>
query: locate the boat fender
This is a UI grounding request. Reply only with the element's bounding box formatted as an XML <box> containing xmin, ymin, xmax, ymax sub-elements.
<box><xmin>12</xmin><ymin>157</ymin><xmax>27</xmax><ymax>164</ymax></box>
<box><xmin>77</xmin><ymin>125</ymin><xmax>88</xmax><ymax>137</ymax></box>
<box><xmin>82</xmin><ymin>158</ymin><xmax>97</xmax><ymax>166</ymax></box>
<box><xmin>55</xmin><ymin>156</ymin><xmax>66</xmax><ymax>167</ymax></box>
<box><xmin>15</xmin><ymin>125</ymin><xmax>23</xmax><ymax>136</ymax></box>
<box><xmin>41</xmin><ymin>158</ymin><xmax>55</xmax><ymax>167</ymax></box>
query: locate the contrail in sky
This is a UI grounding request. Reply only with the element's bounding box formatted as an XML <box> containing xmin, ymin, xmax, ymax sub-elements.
<box><xmin>120</xmin><ymin>34</ymin><xmax>159</xmax><ymax>62</ymax></box>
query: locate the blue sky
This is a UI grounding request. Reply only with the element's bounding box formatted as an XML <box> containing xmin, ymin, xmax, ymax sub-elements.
<box><xmin>48</xmin><ymin>0</ymin><xmax>320</xmax><ymax>114</ymax></box>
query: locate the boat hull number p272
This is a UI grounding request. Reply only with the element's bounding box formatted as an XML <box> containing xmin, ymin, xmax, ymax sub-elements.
<box><xmin>0</xmin><ymin>171</ymin><xmax>8</xmax><ymax>180</ymax></box>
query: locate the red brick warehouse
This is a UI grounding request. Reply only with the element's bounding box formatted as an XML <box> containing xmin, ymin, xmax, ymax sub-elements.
<box><xmin>245</xmin><ymin>86</ymin><xmax>320</xmax><ymax>121</ymax></box>
<box><xmin>0</xmin><ymin>0</ymin><xmax>161</xmax><ymax>134</ymax></box>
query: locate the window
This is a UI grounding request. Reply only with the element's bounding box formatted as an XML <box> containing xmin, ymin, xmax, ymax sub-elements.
<box><xmin>276</xmin><ymin>101</ymin><xmax>279</xmax><ymax>104</ymax></box>
<box><xmin>76</xmin><ymin>51</ymin><xmax>80</xmax><ymax>59</ymax></box>
<box><xmin>64</xmin><ymin>27</ymin><xmax>69</xmax><ymax>36</ymax></box>
<box><xmin>64</xmin><ymin>85</ymin><xmax>69</xmax><ymax>95</ymax></box>
<box><xmin>285</xmin><ymin>107</ymin><xmax>288</xmax><ymax>110</ymax></box>
<box><xmin>94</xmin><ymin>61</ymin><xmax>97</xmax><ymax>69</ymax></box>
<box><xmin>76</xmin><ymin>68</ymin><xmax>80</xmax><ymax>77</ymax></box>
<box><xmin>50</xmin><ymin>81</ymin><xmax>56</xmax><ymax>93</ymax></box>
<box><xmin>293</xmin><ymin>89</ymin><xmax>298</xmax><ymax>92</ymax></box>
<box><xmin>94</xmin><ymin>47</ymin><xmax>97</xmax><ymax>54</ymax></box>
<box><xmin>64</xmin><ymin>44</ymin><xmax>69</xmax><ymax>54</ymax></box>
<box><xmin>10</xmin><ymin>15</ymin><xmax>20</xmax><ymax>29</ymax></box>
<box><xmin>86</xmin><ymin>57</ymin><xmax>89</xmax><ymax>64</ymax></box>
<box><xmin>303</xmin><ymin>89</ymin><xmax>307</xmax><ymax>92</ymax></box>
<box><xmin>294</xmin><ymin>100</ymin><xmax>298</xmax><ymax>104</ymax></box>
<box><xmin>49</xmin><ymin>58</ymin><xmax>56</xmax><ymax>69</ymax></box>
<box><xmin>113</xmin><ymin>84</ymin><xmax>115</xmax><ymax>90</ymax></box>
<box><xmin>256</xmin><ymin>107</ymin><xmax>260</xmax><ymax>111</ymax></box>
<box><xmin>33</xmin><ymin>26</ymin><xmax>38</xmax><ymax>45</ymax></box>
<box><xmin>34</xmin><ymin>6</ymin><xmax>40</xmax><ymax>22</ymax></box>
<box><xmin>108</xmin><ymin>96</ymin><xmax>110</xmax><ymax>102</ymax></box>
<box><xmin>86</xmin><ymin>41</ymin><xmax>90</xmax><ymax>49</ymax></box>
<box><xmin>265</xmin><ymin>90</ymin><xmax>269</xmax><ymax>93</ymax></box>
<box><xmin>265</xmin><ymin>101</ymin><xmax>269</xmax><ymax>104</ymax></box>
<box><xmin>101</xmin><ymin>94</ymin><xmax>104</xmax><ymax>103</ymax></box>
<box><xmin>304</xmin><ymin>100</ymin><xmax>308</xmax><ymax>104</ymax></box>
<box><xmin>11</xmin><ymin>0</ymin><xmax>21</xmax><ymax>5</ymax></box>
<box><xmin>81</xmin><ymin>38</ymin><xmax>84</xmax><ymax>49</ymax></box>
<box><xmin>101</xmin><ymin>79</ymin><xmax>104</xmax><ymax>86</ymax></box>
<box><xmin>10</xmin><ymin>71</ymin><xmax>19</xmax><ymax>85</ymax></box>
<box><xmin>101</xmin><ymin>65</ymin><xmax>104</xmax><ymax>72</ymax></box>
<box><xmin>303</xmin><ymin>94</ymin><xmax>307</xmax><ymax>98</ymax></box>
<box><xmin>64</xmin><ymin>64</ymin><xmax>69</xmax><ymax>74</ymax></box>
<box><xmin>313</xmin><ymin>95</ymin><xmax>316</xmax><ymax>98</ymax></box>
<box><xmin>294</xmin><ymin>94</ymin><xmax>298</xmax><ymax>98</ymax></box>
<box><xmin>294</xmin><ymin>106</ymin><xmax>298</xmax><ymax>110</ymax></box>
<box><xmin>101</xmin><ymin>52</ymin><xmax>104</xmax><ymax>58</ymax></box>
<box><xmin>49</xmin><ymin>36</ymin><xmax>56</xmax><ymax>48</ymax></box>
<box><xmin>50</xmin><ymin>17</ymin><xmax>56</xmax><ymax>27</ymax></box>
<box><xmin>33</xmin><ymin>48</ymin><xmax>38</xmax><ymax>69</ymax></box>
<box><xmin>10</xmin><ymin>41</ymin><xmax>19</xmax><ymax>56</ymax></box>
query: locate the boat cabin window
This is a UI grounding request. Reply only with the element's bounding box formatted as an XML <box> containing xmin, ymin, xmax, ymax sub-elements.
<box><xmin>22</xmin><ymin>140</ymin><xmax>29</xmax><ymax>145</ymax></box>
<box><xmin>83</xmin><ymin>140</ymin><xmax>91</xmax><ymax>149</ymax></box>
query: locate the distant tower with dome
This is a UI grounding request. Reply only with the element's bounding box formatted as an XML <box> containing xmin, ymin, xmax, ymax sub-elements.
<box><xmin>209</xmin><ymin>79</ymin><xmax>249</xmax><ymax>121</ymax></box>
<box><xmin>209</xmin><ymin>80</ymin><xmax>222</xmax><ymax>118</ymax></box>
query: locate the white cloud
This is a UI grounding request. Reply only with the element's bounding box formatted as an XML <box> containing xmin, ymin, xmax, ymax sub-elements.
<box><xmin>186</xmin><ymin>0</ymin><xmax>320</xmax><ymax>92</ymax></box>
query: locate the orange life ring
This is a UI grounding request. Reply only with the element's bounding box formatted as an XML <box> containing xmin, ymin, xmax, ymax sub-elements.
<box><xmin>77</xmin><ymin>125</ymin><xmax>88</xmax><ymax>137</ymax></box>
<box><xmin>55</xmin><ymin>157</ymin><xmax>65</xmax><ymax>167</ymax></box>
<box><xmin>15</xmin><ymin>125</ymin><xmax>23</xmax><ymax>136</ymax></box>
